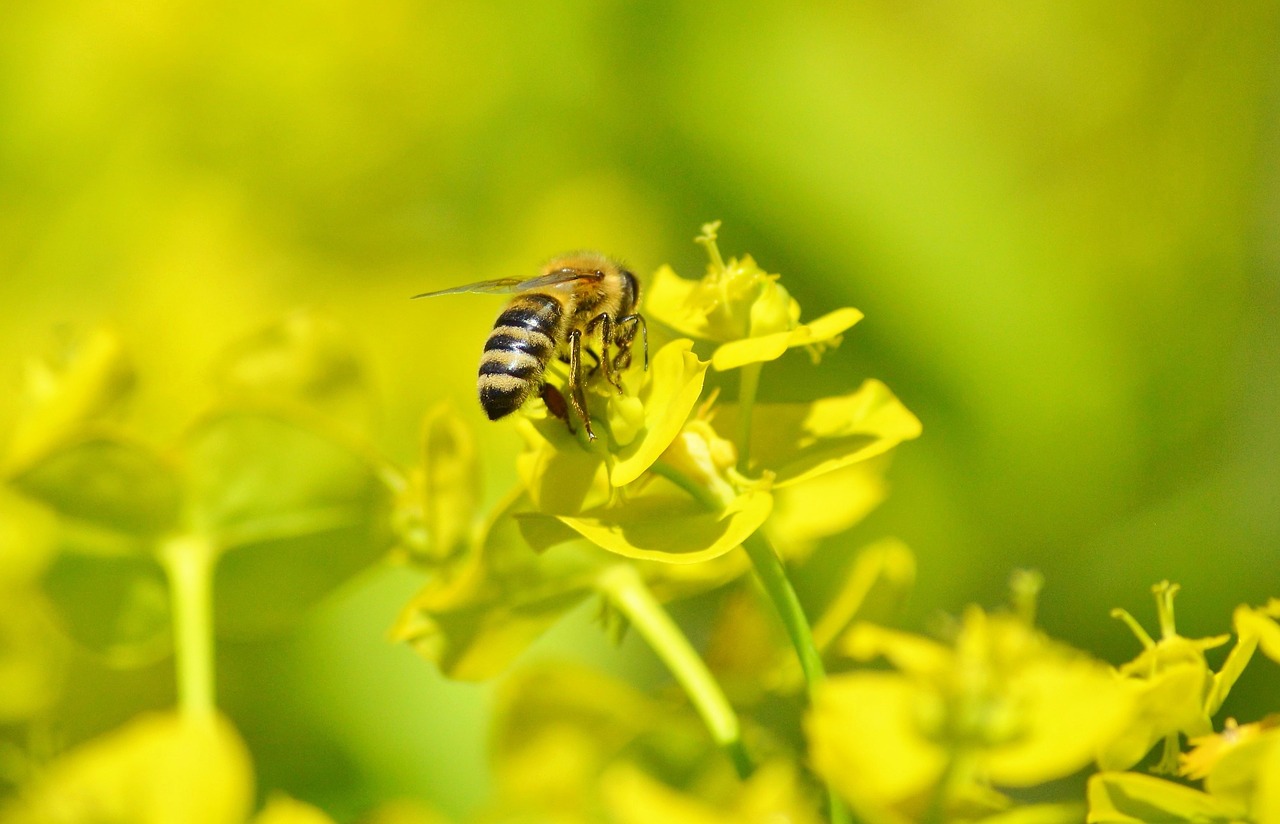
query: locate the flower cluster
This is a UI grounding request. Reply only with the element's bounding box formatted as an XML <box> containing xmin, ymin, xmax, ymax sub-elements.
<box><xmin>392</xmin><ymin>223</ymin><xmax>921</xmax><ymax>680</ymax></box>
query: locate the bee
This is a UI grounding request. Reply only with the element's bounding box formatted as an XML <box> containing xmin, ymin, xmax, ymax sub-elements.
<box><xmin>412</xmin><ymin>252</ymin><xmax>647</xmax><ymax>440</ymax></box>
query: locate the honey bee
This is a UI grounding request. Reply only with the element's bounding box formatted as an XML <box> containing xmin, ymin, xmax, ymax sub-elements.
<box><xmin>413</xmin><ymin>252</ymin><xmax>647</xmax><ymax>440</ymax></box>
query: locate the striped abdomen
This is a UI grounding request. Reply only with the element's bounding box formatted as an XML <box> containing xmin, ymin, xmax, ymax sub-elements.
<box><xmin>478</xmin><ymin>292</ymin><xmax>564</xmax><ymax>420</ymax></box>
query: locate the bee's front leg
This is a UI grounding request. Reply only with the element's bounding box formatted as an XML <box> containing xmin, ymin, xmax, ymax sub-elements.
<box><xmin>586</xmin><ymin>313</ymin><xmax>625</xmax><ymax>394</ymax></box>
<box><xmin>567</xmin><ymin>329</ymin><xmax>596</xmax><ymax>441</ymax></box>
<box><xmin>614</xmin><ymin>314</ymin><xmax>648</xmax><ymax>373</ymax></box>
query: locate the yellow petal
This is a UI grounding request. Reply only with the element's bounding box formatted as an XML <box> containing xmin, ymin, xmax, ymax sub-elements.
<box><xmin>711</xmin><ymin>307</ymin><xmax>863</xmax><ymax>371</ymax></box>
<box><xmin>4</xmin><ymin>712</ymin><xmax>253</xmax><ymax>824</ymax></box>
<box><xmin>982</xmin><ymin>657</ymin><xmax>1131</xmax><ymax>786</ymax></box>
<box><xmin>1086</xmin><ymin>771</ymin><xmax>1246</xmax><ymax>823</ymax></box>
<box><xmin>556</xmin><ymin>489</ymin><xmax>772</xmax><ymax>564</ymax></box>
<box><xmin>609</xmin><ymin>340</ymin><xmax>709</xmax><ymax>487</ymax></box>
<box><xmin>807</xmin><ymin>673</ymin><xmax>947</xmax><ymax>808</ymax></box>
<box><xmin>715</xmin><ymin>380</ymin><xmax>922</xmax><ymax>487</ymax></box>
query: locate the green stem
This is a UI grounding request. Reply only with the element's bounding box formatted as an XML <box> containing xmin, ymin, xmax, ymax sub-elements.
<box><xmin>596</xmin><ymin>564</ymin><xmax>753</xmax><ymax>779</ymax></box>
<box><xmin>744</xmin><ymin>534</ymin><xmax>850</xmax><ymax>824</ymax></box>
<box><xmin>160</xmin><ymin>535</ymin><xmax>217</xmax><ymax>719</ymax></box>
<box><xmin>742</xmin><ymin>533</ymin><xmax>826</xmax><ymax>698</ymax></box>
<box><xmin>651</xmin><ymin>459</ymin><xmax>850</xmax><ymax>823</ymax></box>
<box><xmin>736</xmin><ymin>362</ymin><xmax>762</xmax><ymax>471</ymax></box>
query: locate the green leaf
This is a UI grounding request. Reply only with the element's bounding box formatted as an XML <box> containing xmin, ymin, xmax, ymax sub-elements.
<box><xmin>556</xmin><ymin>488</ymin><xmax>772</xmax><ymax>564</ymax></box>
<box><xmin>41</xmin><ymin>546</ymin><xmax>172</xmax><ymax>665</ymax></box>
<box><xmin>2</xmin><ymin>712</ymin><xmax>253</xmax><ymax>824</ymax></box>
<box><xmin>11</xmin><ymin>437</ymin><xmax>182</xmax><ymax>538</ymax></box>
<box><xmin>714</xmin><ymin>380</ymin><xmax>922</xmax><ymax>487</ymax></box>
<box><xmin>184</xmin><ymin>412</ymin><xmax>393</xmax><ymax>636</ymax></box>
<box><xmin>1086</xmin><ymin>772</ymin><xmax>1244</xmax><ymax>823</ymax></box>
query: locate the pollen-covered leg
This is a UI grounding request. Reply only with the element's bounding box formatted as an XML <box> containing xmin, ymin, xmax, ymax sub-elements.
<box><xmin>587</xmin><ymin>313</ymin><xmax>625</xmax><ymax>395</ymax></box>
<box><xmin>614</xmin><ymin>314</ymin><xmax>648</xmax><ymax>373</ymax></box>
<box><xmin>567</xmin><ymin>329</ymin><xmax>596</xmax><ymax>440</ymax></box>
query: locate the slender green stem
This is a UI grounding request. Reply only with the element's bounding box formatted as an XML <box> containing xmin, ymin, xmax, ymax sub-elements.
<box><xmin>742</xmin><ymin>533</ymin><xmax>826</xmax><ymax>697</ymax></box>
<box><xmin>651</xmin><ymin>459</ymin><xmax>851</xmax><ymax>823</ymax></box>
<box><xmin>736</xmin><ymin>362</ymin><xmax>762</xmax><ymax>471</ymax></box>
<box><xmin>596</xmin><ymin>564</ymin><xmax>753</xmax><ymax>779</ymax></box>
<box><xmin>160</xmin><ymin>535</ymin><xmax>217</xmax><ymax>719</ymax></box>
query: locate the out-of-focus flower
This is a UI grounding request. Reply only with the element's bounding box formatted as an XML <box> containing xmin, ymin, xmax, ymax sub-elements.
<box><xmin>809</xmin><ymin>597</ymin><xmax>1129</xmax><ymax>821</ymax></box>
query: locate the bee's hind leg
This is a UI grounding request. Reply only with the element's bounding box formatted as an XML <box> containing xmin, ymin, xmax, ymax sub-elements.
<box><xmin>567</xmin><ymin>329</ymin><xmax>596</xmax><ymax>441</ymax></box>
<box><xmin>540</xmin><ymin>383</ymin><xmax>573</xmax><ymax>434</ymax></box>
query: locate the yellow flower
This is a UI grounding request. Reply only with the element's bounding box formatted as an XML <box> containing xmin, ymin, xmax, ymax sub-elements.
<box><xmin>644</xmin><ymin>222</ymin><xmax>862</xmax><ymax>370</ymax></box>
<box><xmin>809</xmin><ymin>604</ymin><xmax>1130</xmax><ymax>817</ymax></box>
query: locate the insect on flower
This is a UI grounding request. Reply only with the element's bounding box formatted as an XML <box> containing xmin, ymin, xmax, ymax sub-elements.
<box><xmin>413</xmin><ymin>252</ymin><xmax>648</xmax><ymax>441</ymax></box>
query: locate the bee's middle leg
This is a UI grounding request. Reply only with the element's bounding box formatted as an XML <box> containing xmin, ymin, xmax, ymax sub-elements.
<box><xmin>567</xmin><ymin>329</ymin><xmax>596</xmax><ymax>441</ymax></box>
<box><xmin>586</xmin><ymin>313</ymin><xmax>625</xmax><ymax>394</ymax></box>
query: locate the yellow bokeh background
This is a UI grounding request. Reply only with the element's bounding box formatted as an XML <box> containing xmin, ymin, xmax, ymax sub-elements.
<box><xmin>2</xmin><ymin>1</ymin><xmax>1276</xmax><ymax>818</ymax></box>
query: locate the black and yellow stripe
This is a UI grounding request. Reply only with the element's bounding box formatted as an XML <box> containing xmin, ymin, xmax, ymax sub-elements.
<box><xmin>477</xmin><ymin>293</ymin><xmax>564</xmax><ymax>420</ymax></box>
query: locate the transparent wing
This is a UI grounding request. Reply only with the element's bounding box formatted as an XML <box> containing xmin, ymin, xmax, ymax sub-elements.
<box><xmin>411</xmin><ymin>268</ymin><xmax>602</xmax><ymax>300</ymax></box>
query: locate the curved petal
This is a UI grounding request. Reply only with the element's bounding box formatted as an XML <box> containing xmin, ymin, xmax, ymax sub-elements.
<box><xmin>556</xmin><ymin>489</ymin><xmax>772</xmax><ymax>564</ymax></box>
<box><xmin>711</xmin><ymin>307</ymin><xmax>863</xmax><ymax>371</ymax></box>
<box><xmin>609</xmin><ymin>341</ymin><xmax>709</xmax><ymax>487</ymax></box>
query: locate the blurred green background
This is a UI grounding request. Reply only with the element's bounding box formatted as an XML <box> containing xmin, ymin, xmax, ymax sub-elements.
<box><xmin>2</xmin><ymin>1</ymin><xmax>1277</xmax><ymax>819</ymax></box>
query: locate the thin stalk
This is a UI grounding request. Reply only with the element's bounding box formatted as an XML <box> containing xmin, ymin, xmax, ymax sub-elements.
<box><xmin>736</xmin><ymin>362</ymin><xmax>762</xmax><ymax>471</ymax></box>
<box><xmin>160</xmin><ymin>535</ymin><xmax>217</xmax><ymax>719</ymax></box>
<box><xmin>596</xmin><ymin>564</ymin><xmax>753</xmax><ymax>779</ymax></box>
<box><xmin>742</xmin><ymin>533</ymin><xmax>826</xmax><ymax>697</ymax></box>
<box><xmin>651</xmin><ymin>459</ymin><xmax>850</xmax><ymax>823</ymax></box>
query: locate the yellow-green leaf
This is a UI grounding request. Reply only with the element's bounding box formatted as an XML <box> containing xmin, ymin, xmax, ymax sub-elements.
<box><xmin>391</xmin><ymin>495</ymin><xmax>602</xmax><ymax>680</ymax></box>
